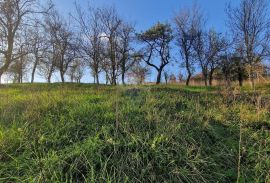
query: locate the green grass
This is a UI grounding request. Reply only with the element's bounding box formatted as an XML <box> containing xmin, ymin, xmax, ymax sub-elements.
<box><xmin>0</xmin><ymin>84</ymin><xmax>269</xmax><ymax>182</ymax></box>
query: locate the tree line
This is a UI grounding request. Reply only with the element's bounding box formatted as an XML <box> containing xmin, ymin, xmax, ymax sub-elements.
<box><xmin>0</xmin><ymin>0</ymin><xmax>270</xmax><ymax>88</ymax></box>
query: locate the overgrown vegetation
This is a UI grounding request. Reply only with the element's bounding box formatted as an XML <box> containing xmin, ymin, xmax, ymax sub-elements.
<box><xmin>0</xmin><ymin>84</ymin><xmax>269</xmax><ymax>182</ymax></box>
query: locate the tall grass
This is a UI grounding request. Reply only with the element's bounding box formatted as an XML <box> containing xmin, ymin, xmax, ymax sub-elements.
<box><xmin>0</xmin><ymin>84</ymin><xmax>269</xmax><ymax>182</ymax></box>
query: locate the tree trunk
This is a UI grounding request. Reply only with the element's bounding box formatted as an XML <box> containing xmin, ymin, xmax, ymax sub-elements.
<box><xmin>96</xmin><ymin>73</ymin><xmax>99</xmax><ymax>85</ymax></box>
<box><xmin>112</xmin><ymin>72</ymin><xmax>117</xmax><ymax>85</ymax></box>
<box><xmin>156</xmin><ymin>70</ymin><xmax>162</xmax><ymax>84</ymax></box>
<box><xmin>122</xmin><ymin>72</ymin><xmax>125</xmax><ymax>85</ymax></box>
<box><xmin>209</xmin><ymin>69</ymin><xmax>214</xmax><ymax>86</ymax></box>
<box><xmin>105</xmin><ymin>73</ymin><xmax>109</xmax><ymax>85</ymax></box>
<box><xmin>48</xmin><ymin>70</ymin><xmax>53</xmax><ymax>83</ymax></box>
<box><xmin>209</xmin><ymin>76</ymin><xmax>213</xmax><ymax>86</ymax></box>
<box><xmin>250</xmin><ymin>76</ymin><xmax>255</xmax><ymax>89</ymax></box>
<box><xmin>238</xmin><ymin>72</ymin><xmax>243</xmax><ymax>87</ymax></box>
<box><xmin>0</xmin><ymin>35</ymin><xmax>14</xmax><ymax>80</ymax></box>
<box><xmin>31</xmin><ymin>59</ymin><xmax>38</xmax><ymax>83</ymax></box>
<box><xmin>202</xmin><ymin>68</ymin><xmax>208</xmax><ymax>86</ymax></box>
<box><xmin>185</xmin><ymin>57</ymin><xmax>192</xmax><ymax>86</ymax></box>
<box><xmin>249</xmin><ymin>65</ymin><xmax>255</xmax><ymax>90</ymax></box>
<box><xmin>60</xmin><ymin>71</ymin><xmax>65</xmax><ymax>83</ymax></box>
<box><xmin>186</xmin><ymin>72</ymin><xmax>191</xmax><ymax>86</ymax></box>
<box><xmin>47</xmin><ymin>75</ymin><xmax>51</xmax><ymax>83</ymax></box>
<box><xmin>204</xmin><ymin>78</ymin><xmax>208</xmax><ymax>86</ymax></box>
<box><xmin>20</xmin><ymin>72</ymin><xmax>23</xmax><ymax>83</ymax></box>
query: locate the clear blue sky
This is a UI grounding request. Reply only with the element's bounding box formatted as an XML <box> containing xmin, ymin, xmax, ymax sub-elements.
<box><xmin>51</xmin><ymin>0</ymin><xmax>241</xmax><ymax>83</ymax></box>
<box><xmin>53</xmin><ymin>0</ymin><xmax>240</xmax><ymax>33</ymax></box>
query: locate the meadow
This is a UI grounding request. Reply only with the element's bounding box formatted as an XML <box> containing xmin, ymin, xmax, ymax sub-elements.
<box><xmin>0</xmin><ymin>84</ymin><xmax>269</xmax><ymax>182</ymax></box>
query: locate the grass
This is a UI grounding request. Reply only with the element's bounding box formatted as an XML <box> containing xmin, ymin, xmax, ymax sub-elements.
<box><xmin>0</xmin><ymin>83</ymin><xmax>269</xmax><ymax>182</ymax></box>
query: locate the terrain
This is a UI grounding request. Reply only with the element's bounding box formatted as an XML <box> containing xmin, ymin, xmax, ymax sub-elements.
<box><xmin>0</xmin><ymin>84</ymin><xmax>269</xmax><ymax>182</ymax></box>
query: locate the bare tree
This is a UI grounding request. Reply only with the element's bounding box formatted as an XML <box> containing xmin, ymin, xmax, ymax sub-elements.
<box><xmin>0</xmin><ymin>0</ymin><xmax>51</xmax><ymax>83</ymax></box>
<box><xmin>118</xmin><ymin>22</ymin><xmax>136</xmax><ymax>85</ymax></box>
<box><xmin>8</xmin><ymin>44</ymin><xmax>29</xmax><ymax>83</ymax></box>
<box><xmin>163</xmin><ymin>70</ymin><xmax>169</xmax><ymax>84</ymax></box>
<box><xmin>174</xmin><ymin>4</ymin><xmax>204</xmax><ymax>86</ymax></box>
<box><xmin>100</xmin><ymin>7</ymin><xmax>122</xmax><ymax>85</ymax></box>
<box><xmin>219</xmin><ymin>55</ymin><xmax>233</xmax><ymax>87</ymax></box>
<box><xmin>128</xmin><ymin>61</ymin><xmax>150</xmax><ymax>85</ymax></box>
<box><xmin>45</xmin><ymin>10</ymin><xmax>77</xmax><ymax>83</ymax></box>
<box><xmin>38</xmin><ymin>55</ymin><xmax>56</xmax><ymax>83</ymax></box>
<box><xmin>28</xmin><ymin>23</ymin><xmax>48</xmax><ymax>83</ymax></box>
<box><xmin>38</xmin><ymin>10</ymin><xmax>58</xmax><ymax>83</ymax></box>
<box><xmin>193</xmin><ymin>29</ymin><xmax>227</xmax><ymax>86</ymax></box>
<box><xmin>227</xmin><ymin>0</ymin><xmax>270</xmax><ymax>89</ymax></box>
<box><xmin>67</xmin><ymin>58</ymin><xmax>84</xmax><ymax>83</ymax></box>
<box><xmin>74</xmin><ymin>4</ymin><xmax>103</xmax><ymax>84</ymax></box>
<box><xmin>178</xmin><ymin>72</ymin><xmax>184</xmax><ymax>83</ymax></box>
<box><xmin>138</xmin><ymin>23</ymin><xmax>173</xmax><ymax>84</ymax></box>
<box><xmin>169</xmin><ymin>74</ymin><xmax>177</xmax><ymax>83</ymax></box>
<box><xmin>207</xmin><ymin>32</ymin><xmax>228</xmax><ymax>86</ymax></box>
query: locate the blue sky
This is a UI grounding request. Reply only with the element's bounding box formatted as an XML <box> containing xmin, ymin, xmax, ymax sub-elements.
<box><xmin>54</xmin><ymin>0</ymin><xmax>240</xmax><ymax>33</ymax></box>
<box><xmin>49</xmin><ymin>0</ymin><xmax>241</xmax><ymax>83</ymax></box>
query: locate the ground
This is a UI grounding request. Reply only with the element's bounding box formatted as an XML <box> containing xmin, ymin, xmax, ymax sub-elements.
<box><xmin>0</xmin><ymin>84</ymin><xmax>269</xmax><ymax>182</ymax></box>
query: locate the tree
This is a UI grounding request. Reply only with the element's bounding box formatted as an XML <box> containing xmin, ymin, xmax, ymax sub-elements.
<box><xmin>174</xmin><ymin>4</ymin><xmax>203</xmax><ymax>86</ymax></box>
<box><xmin>227</xmin><ymin>0</ymin><xmax>270</xmax><ymax>89</ymax></box>
<box><xmin>231</xmin><ymin>56</ymin><xmax>247</xmax><ymax>87</ymax></box>
<box><xmin>207</xmin><ymin>32</ymin><xmax>228</xmax><ymax>86</ymax></box>
<box><xmin>118</xmin><ymin>22</ymin><xmax>136</xmax><ymax>85</ymax></box>
<box><xmin>8</xmin><ymin>44</ymin><xmax>29</xmax><ymax>83</ymax></box>
<box><xmin>0</xmin><ymin>0</ymin><xmax>51</xmax><ymax>83</ymax></box>
<box><xmin>39</xmin><ymin>9</ymin><xmax>58</xmax><ymax>83</ymax></box>
<box><xmin>100</xmin><ymin>7</ymin><xmax>122</xmax><ymax>85</ymax></box>
<box><xmin>178</xmin><ymin>72</ymin><xmax>184</xmax><ymax>83</ymax></box>
<box><xmin>67</xmin><ymin>58</ymin><xmax>84</xmax><ymax>83</ymax></box>
<box><xmin>193</xmin><ymin>29</ymin><xmax>227</xmax><ymax>86</ymax></box>
<box><xmin>74</xmin><ymin>4</ymin><xmax>103</xmax><ymax>84</ymax></box>
<box><xmin>28</xmin><ymin>23</ymin><xmax>47</xmax><ymax>83</ymax></box>
<box><xmin>219</xmin><ymin>55</ymin><xmax>234</xmax><ymax>87</ymax></box>
<box><xmin>164</xmin><ymin>70</ymin><xmax>169</xmax><ymax>84</ymax></box>
<box><xmin>138</xmin><ymin>23</ymin><xmax>173</xmax><ymax>84</ymax></box>
<box><xmin>169</xmin><ymin>74</ymin><xmax>176</xmax><ymax>83</ymax></box>
<box><xmin>128</xmin><ymin>61</ymin><xmax>150</xmax><ymax>85</ymax></box>
<box><xmin>38</xmin><ymin>56</ymin><xmax>56</xmax><ymax>83</ymax></box>
<box><xmin>45</xmin><ymin>9</ymin><xmax>77</xmax><ymax>83</ymax></box>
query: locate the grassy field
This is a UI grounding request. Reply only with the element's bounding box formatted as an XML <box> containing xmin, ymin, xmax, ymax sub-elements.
<box><xmin>0</xmin><ymin>84</ymin><xmax>269</xmax><ymax>183</ymax></box>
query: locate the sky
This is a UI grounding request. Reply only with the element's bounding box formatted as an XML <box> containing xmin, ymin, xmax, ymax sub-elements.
<box><xmin>3</xmin><ymin>0</ymin><xmax>242</xmax><ymax>83</ymax></box>
<box><xmin>51</xmin><ymin>0</ymin><xmax>241</xmax><ymax>83</ymax></box>
<box><xmin>54</xmin><ymin>0</ymin><xmax>240</xmax><ymax>33</ymax></box>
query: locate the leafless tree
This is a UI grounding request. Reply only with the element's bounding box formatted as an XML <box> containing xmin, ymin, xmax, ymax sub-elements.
<box><xmin>163</xmin><ymin>70</ymin><xmax>169</xmax><ymax>84</ymax></box>
<box><xmin>28</xmin><ymin>23</ymin><xmax>48</xmax><ymax>83</ymax></box>
<box><xmin>227</xmin><ymin>0</ymin><xmax>270</xmax><ymax>89</ymax></box>
<box><xmin>178</xmin><ymin>72</ymin><xmax>184</xmax><ymax>83</ymax></box>
<box><xmin>0</xmin><ymin>0</ymin><xmax>51</xmax><ymax>83</ymax></box>
<box><xmin>193</xmin><ymin>29</ymin><xmax>227</xmax><ymax>86</ymax></box>
<box><xmin>174</xmin><ymin>4</ymin><xmax>204</xmax><ymax>86</ymax></box>
<box><xmin>67</xmin><ymin>58</ymin><xmax>84</xmax><ymax>83</ymax></box>
<box><xmin>45</xmin><ymin>9</ymin><xmax>77</xmax><ymax>83</ymax></box>
<box><xmin>38</xmin><ymin>55</ymin><xmax>56</xmax><ymax>83</ymax></box>
<box><xmin>8</xmin><ymin>44</ymin><xmax>29</xmax><ymax>83</ymax></box>
<box><xmin>38</xmin><ymin>10</ymin><xmax>58</xmax><ymax>83</ymax></box>
<box><xmin>100</xmin><ymin>7</ymin><xmax>122</xmax><ymax>85</ymax></box>
<box><xmin>128</xmin><ymin>61</ymin><xmax>150</xmax><ymax>85</ymax></box>
<box><xmin>169</xmin><ymin>74</ymin><xmax>177</xmax><ymax>83</ymax></box>
<box><xmin>207</xmin><ymin>32</ymin><xmax>228</xmax><ymax>86</ymax></box>
<box><xmin>118</xmin><ymin>22</ymin><xmax>136</xmax><ymax>85</ymax></box>
<box><xmin>74</xmin><ymin>4</ymin><xmax>104</xmax><ymax>84</ymax></box>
